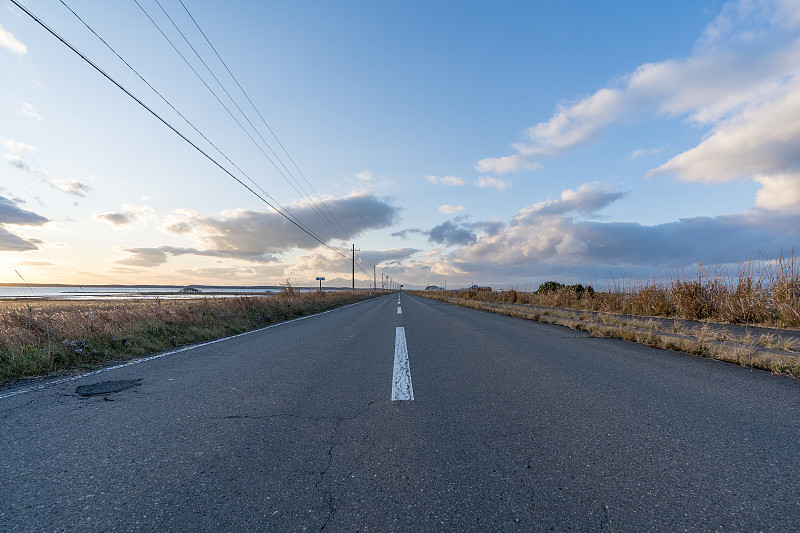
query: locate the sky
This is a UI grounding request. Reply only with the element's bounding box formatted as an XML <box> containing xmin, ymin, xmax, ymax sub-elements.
<box><xmin>2</xmin><ymin>0</ymin><xmax>800</xmax><ymax>289</ymax></box>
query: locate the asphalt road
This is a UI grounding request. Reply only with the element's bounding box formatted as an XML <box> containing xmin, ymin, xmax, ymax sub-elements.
<box><xmin>1</xmin><ymin>293</ymin><xmax>799</xmax><ymax>532</ymax></box>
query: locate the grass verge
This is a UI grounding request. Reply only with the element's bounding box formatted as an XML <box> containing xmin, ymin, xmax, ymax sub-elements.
<box><xmin>438</xmin><ymin>252</ymin><xmax>800</xmax><ymax>327</ymax></box>
<box><xmin>411</xmin><ymin>291</ymin><xmax>800</xmax><ymax>378</ymax></box>
<box><xmin>0</xmin><ymin>289</ymin><xmax>382</xmax><ymax>385</ymax></box>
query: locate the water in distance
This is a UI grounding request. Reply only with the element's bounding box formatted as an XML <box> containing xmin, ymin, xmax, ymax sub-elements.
<box><xmin>0</xmin><ymin>285</ymin><xmax>287</xmax><ymax>300</ymax></box>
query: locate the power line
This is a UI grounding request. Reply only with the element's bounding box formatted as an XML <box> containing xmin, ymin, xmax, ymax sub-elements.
<box><xmin>176</xmin><ymin>0</ymin><xmax>351</xmax><ymax>241</ymax></box>
<box><xmin>159</xmin><ymin>0</ymin><xmax>347</xmax><ymax>242</ymax></box>
<box><xmin>10</xmin><ymin>0</ymin><xmax>348</xmax><ymax>259</ymax></box>
<box><xmin>56</xmin><ymin>0</ymin><xmax>328</xmax><ymax>252</ymax></box>
<box><xmin>133</xmin><ymin>0</ymin><xmax>347</xmax><ymax>243</ymax></box>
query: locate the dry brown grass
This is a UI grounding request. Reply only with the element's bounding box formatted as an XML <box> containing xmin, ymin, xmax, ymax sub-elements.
<box><xmin>423</xmin><ymin>251</ymin><xmax>800</xmax><ymax>327</ymax></box>
<box><xmin>0</xmin><ymin>290</ymin><xmax>380</xmax><ymax>384</ymax></box>
<box><xmin>411</xmin><ymin>290</ymin><xmax>800</xmax><ymax>378</ymax></box>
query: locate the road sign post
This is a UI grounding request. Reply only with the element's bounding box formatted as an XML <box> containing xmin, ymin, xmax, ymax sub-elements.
<box><xmin>316</xmin><ymin>277</ymin><xmax>325</xmax><ymax>292</ymax></box>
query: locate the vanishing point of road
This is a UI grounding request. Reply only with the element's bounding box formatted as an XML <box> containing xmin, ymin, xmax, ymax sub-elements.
<box><xmin>1</xmin><ymin>293</ymin><xmax>798</xmax><ymax>531</ymax></box>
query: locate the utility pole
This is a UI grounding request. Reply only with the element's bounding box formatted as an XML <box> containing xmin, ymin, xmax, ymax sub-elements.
<box><xmin>374</xmin><ymin>266</ymin><xmax>376</xmax><ymax>291</ymax></box>
<box><xmin>351</xmin><ymin>244</ymin><xmax>361</xmax><ymax>291</ymax></box>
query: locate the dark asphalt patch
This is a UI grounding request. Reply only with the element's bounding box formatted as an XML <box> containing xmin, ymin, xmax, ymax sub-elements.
<box><xmin>76</xmin><ymin>379</ymin><xmax>142</xmax><ymax>397</ymax></box>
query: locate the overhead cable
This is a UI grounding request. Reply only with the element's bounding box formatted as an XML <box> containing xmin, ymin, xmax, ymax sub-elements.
<box><xmin>56</xmin><ymin>0</ymin><xmax>329</xmax><ymax>251</ymax></box>
<box><xmin>158</xmin><ymin>0</ymin><xmax>346</xmax><ymax>242</ymax></box>
<box><xmin>176</xmin><ymin>0</ymin><xmax>351</xmax><ymax>241</ymax></box>
<box><xmin>133</xmin><ymin>0</ymin><xmax>347</xmax><ymax>242</ymax></box>
<box><xmin>10</xmin><ymin>0</ymin><xmax>348</xmax><ymax>259</ymax></box>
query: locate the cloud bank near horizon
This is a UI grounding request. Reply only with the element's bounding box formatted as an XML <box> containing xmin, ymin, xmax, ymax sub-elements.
<box><xmin>394</xmin><ymin>181</ymin><xmax>800</xmax><ymax>285</ymax></box>
<box><xmin>116</xmin><ymin>194</ymin><xmax>400</xmax><ymax>268</ymax></box>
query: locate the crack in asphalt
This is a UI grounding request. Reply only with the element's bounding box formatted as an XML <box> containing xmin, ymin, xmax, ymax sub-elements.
<box><xmin>315</xmin><ymin>400</ymin><xmax>378</xmax><ymax>531</ymax></box>
<box><xmin>208</xmin><ymin>400</ymin><xmax>380</xmax><ymax>531</ymax></box>
<box><xmin>601</xmin><ymin>503</ymin><xmax>614</xmax><ymax>532</ymax></box>
<box><xmin>318</xmin><ymin>434</ymin><xmax>338</xmax><ymax>531</ymax></box>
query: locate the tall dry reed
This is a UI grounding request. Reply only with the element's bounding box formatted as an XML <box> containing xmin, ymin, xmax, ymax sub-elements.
<box><xmin>431</xmin><ymin>251</ymin><xmax>800</xmax><ymax>328</ymax></box>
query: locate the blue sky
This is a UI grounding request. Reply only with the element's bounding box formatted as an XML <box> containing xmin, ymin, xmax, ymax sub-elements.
<box><xmin>1</xmin><ymin>0</ymin><xmax>799</xmax><ymax>288</ymax></box>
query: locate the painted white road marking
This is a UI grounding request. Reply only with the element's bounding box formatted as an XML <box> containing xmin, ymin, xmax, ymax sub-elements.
<box><xmin>397</xmin><ymin>307</ymin><xmax>402</xmax><ymax>314</ymax></box>
<box><xmin>392</xmin><ymin>327</ymin><xmax>414</xmax><ymax>401</ymax></box>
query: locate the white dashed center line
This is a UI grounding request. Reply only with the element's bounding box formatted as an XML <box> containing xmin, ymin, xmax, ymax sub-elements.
<box><xmin>392</xmin><ymin>327</ymin><xmax>414</xmax><ymax>401</ymax></box>
<box><xmin>397</xmin><ymin>307</ymin><xmax>402</xmax><ymax>314</ymax></box>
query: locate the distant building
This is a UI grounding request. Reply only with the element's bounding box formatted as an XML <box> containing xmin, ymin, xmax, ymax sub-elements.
<box><xmin>180</xmin><ymin>287</ymin><xmax>202</xmax><ymax>293</ymax></box>
<box><xmin>468</xmin><ymin>285</ymin><xmax>492</xmax><ymax>292</ymax></box>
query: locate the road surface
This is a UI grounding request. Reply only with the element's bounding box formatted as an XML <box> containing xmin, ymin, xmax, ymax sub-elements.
<box><xmin>1</xmin><ymin>293</ymin><xmax>798</xmax><ymax>531</ymax></box>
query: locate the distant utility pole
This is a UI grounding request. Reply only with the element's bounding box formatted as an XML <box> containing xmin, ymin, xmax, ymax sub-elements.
<box><xmin>373</xmin><ymin>266</ymin><xmax>376</xmax><ymax>291</ymax></box>
<box><xmin>351</xmin><ymin>243</ymin><xmax>361</xmax><ymax>291</ymax></box>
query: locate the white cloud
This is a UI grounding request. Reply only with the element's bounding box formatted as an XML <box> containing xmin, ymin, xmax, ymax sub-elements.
<box><xmin>116</xmin><ymin>245</ymin><xmax>269</xmax><ymax>267</ymax></box>
<box><xmin>355</xmin><ymin>171</ymin><xmax>374</xmax><ymax>181</ymax></box>
<box><xmin>477</xmin><ymin>0</ymin><xmax>800</xmax><ymax>210</ymax></box>
<box><xmin>451</xmin><ymin>206</ymin><xmax>800</xmax><ymax>275</ymax></box>
<box><xmin>3</xmin><ymin>153</ymin><xmax>49</xmax><ymax>178</ymax></box>
<box><xmin>4</xmin><ymin>153</ymin><xmax>29</xmax><ymax>171</ymax></box>
<box><xmin>0</xmin><ymin>24</ymin><xmax>26</xmax><ymax>55</ymax></box>
<box><xmin>161</xmin><ymin>194</ymin><xmax>399</xmax><ymax>260</ymax></box>
<box><xmin>476</xmin><ymin>176</ymin><xmax>512</xmax><ymax>191</ymax></box>
<box><xmin>389</xmin><ymin>182</ymin><xmax>800</xmax><ymax>285</ymax></box>
<box><xmin>342</xmin><ymin>170</ymin><xmax>391</xmax><ymax>194</ymax></box>
<box><xmin>4</xmin><ymin>149</ymin><xmax>92</xmax><ymax>198</ymax></box>
<box><xmin>413</xmin><ymin>199</ymin><xmax>800</xmax><ymax>285</ymax></box>
<box><xmin>522</xmin><ymin>87</ymin><xmax>627</xmax><ymax>154</ymax></box>
<box><xmin>478</xmin><ymin>88</ymin><xmax>627</xmax><ymax>174</ymax></box>
<box><xmin>95</xmin><ymin>204</ymin><xmax>155</xmax><ymax>228</ymax></box>
<box><xmin>0</xmin><ymin>195</ymin><xmax>48</xmax><ymax>251</ymax></box>
<box><xmin>649</xmin><ymin>79</ymin><xmax>800</xmax><ymax>198</ymax></box>
<box><xmin>438</xmin><ymin>204</ymin><xmax>465</xmax><ymax>214</ymax></box>
<box><xmin>0</xmin><ymin>138</ymin><xmax>35</xmax><ymax>154</ymax></box>
<box><xmin>526</xmin><ymin>182</ymin><xmax>625</xmax><ymax>216</ymax></box>
<box><xmin>475</xmin><ymin>154</ymin><xmax>540</xmax><ymax>175</ymax></box>
<box><xmin>630</xmin><ymin>147</ymin><xmax>663</xmax><ymax>159</ymax></box>
<box><xmin>292</xmin><ymin>248</ymin><xmax>420</xmax><ymax>276</ymax></box>
<box><xmin>51</xmin><ymin>179</ymin><xmax>92</xmax><ymax>198</ymax></box>
<box><xmin>754</xmin><ymin>173</ymin><xmax>800</xmax><ymax>211</ymax></box>
<box><xmin>554</xmin><ymin>234</ymin><xmax>590</xmax><ymax>256</ymax></box>
<box><xmin>174</xmin><ymin>264</ymin><xmax>286</xmax><ymax>281</ymax></box>
<box><xmin>394</xmin><ymin>216</ymin><xmax>506</xmax><ymax>248</ymax></box>
<box><xmin>697</xmin><ymin>0</ymin><xmax>800</xmax><ymax>50</ymax></box>
<box><xmin>424</xmin><ymin>174</ymin><xmax>465</xmax><ymax>186</ymax></box>
<box><xmin>0</xmin><ymin>195</ymin><xmax>48</xmax><ymax>226</ymax></box>
<box><xmin>21</xmin><ymin>103</ymin><xmax>42</xmax><ymax>120</ymax></box>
